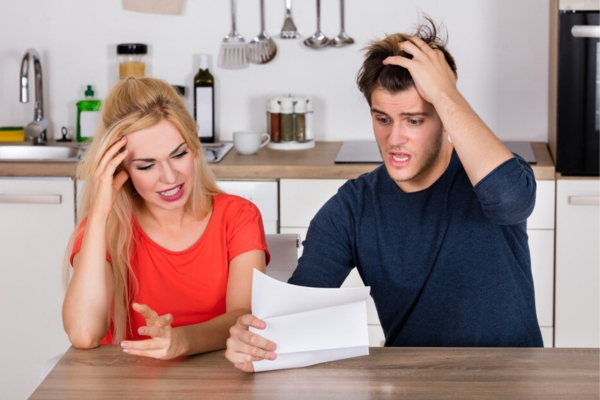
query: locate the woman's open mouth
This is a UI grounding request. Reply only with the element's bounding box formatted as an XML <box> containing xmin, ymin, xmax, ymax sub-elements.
<box><xmin>158</xmin><ymin>184</ymin><xmax>185</xmax><ymax>202</ymax></box>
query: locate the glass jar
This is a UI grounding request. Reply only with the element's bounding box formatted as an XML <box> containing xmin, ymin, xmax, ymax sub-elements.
<box><xmin>117</xmin><ymin>43</ymin><xmax>148</xmax><ymax>79</ymax></box>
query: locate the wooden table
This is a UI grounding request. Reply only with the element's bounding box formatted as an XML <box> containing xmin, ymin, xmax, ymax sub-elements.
<box><xmin>31</xmin><ymin>346</ymin><xmax>599</xmax><ymax>399</ymax></box>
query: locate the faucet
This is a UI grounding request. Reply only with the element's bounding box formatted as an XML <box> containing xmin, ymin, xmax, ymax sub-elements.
<box><xmin>20</xmin><ymin>48</ymin><xmax>48</xmax><ymax>144</ymax></box>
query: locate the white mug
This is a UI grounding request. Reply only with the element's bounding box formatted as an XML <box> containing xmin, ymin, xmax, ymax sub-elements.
<box><xmin>233</xmin><ymin>131</ymin><xmax>270</xmax><ymax>155</ymax></box>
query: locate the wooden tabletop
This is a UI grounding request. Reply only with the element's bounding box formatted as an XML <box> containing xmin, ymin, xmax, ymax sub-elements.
<box><xmin>31</xmin><ymin>345</ymin><xmax>598</xmax><ymax>399</ymax></box>
<box><xmin>0</xmin><ymin>141</ymin><xmax>555</xmax><ymax>180</ymax></box>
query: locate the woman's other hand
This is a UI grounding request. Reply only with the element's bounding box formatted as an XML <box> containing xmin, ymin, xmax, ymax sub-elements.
<box><xmin>225</xmin><ymin>314</ymin><xmax>277</xmax><ymax>372</ymax></box>
<box><xmin>90</xmin><ymin>136</ymin><xmax>130</xmax><ymax>218</ymax></box>
<box><xmin>120</xmin><ymin>302</ymin><xmax>186</xmax><ymax>360</ymax></box>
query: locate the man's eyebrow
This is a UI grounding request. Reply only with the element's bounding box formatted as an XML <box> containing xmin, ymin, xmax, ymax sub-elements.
<box><xmin>132</xmin><ymin>142</ymin><xmax>187</xmax><ymax>162</ymax></box>
<box><xmin>371</xmin><ymin>107</ymin><xmax>429</xmax><ymax>117</ymax></box>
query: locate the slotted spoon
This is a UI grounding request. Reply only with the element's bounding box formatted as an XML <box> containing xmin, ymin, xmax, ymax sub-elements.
<box><xmin>218</xmin><ymin>0</ymin><xmax>248</xmax><ymax>69</ymax></box>
<box><xmin>248</xmin><ymin>0</ymin><xmax>277</xmax><ymax>64</ymax></box>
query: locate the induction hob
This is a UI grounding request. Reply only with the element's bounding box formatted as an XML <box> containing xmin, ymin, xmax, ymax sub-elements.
<box><xmin>334</xmin><ymin>141</ymin><xmax>537</xmax><ymax>164</ymax></box>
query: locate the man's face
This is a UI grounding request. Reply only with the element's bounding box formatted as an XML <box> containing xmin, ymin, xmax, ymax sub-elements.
<box><xmin>371</xmin><ymin>86</ymin><xmax>451</xmax><ymax>192</ymax></box>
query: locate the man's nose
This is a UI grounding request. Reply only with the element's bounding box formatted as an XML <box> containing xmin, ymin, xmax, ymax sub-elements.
<box><xmin>388</xmin><ymin>123</ymin><xmax>408</xmax><ymax>146</ymax></box>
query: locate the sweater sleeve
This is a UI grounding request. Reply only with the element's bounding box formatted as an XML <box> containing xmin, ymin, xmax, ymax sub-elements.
<box><xmin>473</xmin><ymin>154</ymin><xmax>536</xmax><ymax>225</ymax></box>
<box><xmin>288</xmin><ymin>185</ymin><xmax>356</xmax><ymax>288</ymax></box>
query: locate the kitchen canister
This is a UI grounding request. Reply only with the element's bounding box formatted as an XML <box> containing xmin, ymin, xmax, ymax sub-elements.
<box><xmin>117</xmin><ymin>43</ymin><xmax>148</xmax><ymax>80</ymax></box>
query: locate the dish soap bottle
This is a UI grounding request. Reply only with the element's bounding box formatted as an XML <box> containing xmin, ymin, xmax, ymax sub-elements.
<box><xmin>76</xmin><ymin>85</ymin><xmax>102</xmax><ymax>142</ymax></box>
<box><xmin>194</xmin><ymin>54</ymin><xmax>215</xmax><ymax>143</ymax></box>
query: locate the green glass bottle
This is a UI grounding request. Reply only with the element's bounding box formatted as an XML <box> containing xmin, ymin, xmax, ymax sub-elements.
<box><xmin>194</xmin><ymin>55</ymin><xmax>215</xmax><ymax>143</ymax></box>
<box><xmin>76</xmin><ymin>85</ymin><xmax>102</xmax><ymax>142</ymax></box>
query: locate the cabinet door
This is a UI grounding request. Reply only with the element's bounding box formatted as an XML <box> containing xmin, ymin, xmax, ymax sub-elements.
<box><xmin>280</xmin><ymin>179</ymin><xmax>346</xmax><ymax>228</ymax></box>
<box><xmin>217</xmin><ymin>180</ymin><xmax>278</xmax><ymax>234</ymax></box>
<box><xmin>0</xmin><ymin>178</ymin><xmax>74</xmax><ymax>399</ymax></box>
<box><xmin>555</xmin><ymin>179</ymin><xmax>599</xmax><ymax>347</ymax></box>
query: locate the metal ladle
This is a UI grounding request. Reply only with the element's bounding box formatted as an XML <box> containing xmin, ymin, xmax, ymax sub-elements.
<box><xmin>330</xmin><ymin>0</ymin><xmax>354</xmax><ymax>47</ymax></box>
<box><xmin>304</xmin><ymin>0</ymin><xmax>330</xmax><ymax>49</ymax></box>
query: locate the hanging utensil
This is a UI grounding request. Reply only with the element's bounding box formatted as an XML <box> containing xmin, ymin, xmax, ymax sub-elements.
<box><xmin>330</xmin><ymin>0</ymin><xmax>354</xmax><ymax>47</ymax></box>
<box><xmin>248</xmin><ymin>0</ymin><xmax>278</xmax><ymax>63</ymax></box>
<box><xmin>218</xmin><ymin>0</ymin><xmax>248</xmax><ymax>69</ymax></box>
<box><xmin>280</xmin><ymin>0</ymin><xmax>300</xmax><ymax>39</ymax></box>
<box><xmin>304</xmin><ymin>0</ymin><xmax>330</xmax><ymax>49</ymax></box>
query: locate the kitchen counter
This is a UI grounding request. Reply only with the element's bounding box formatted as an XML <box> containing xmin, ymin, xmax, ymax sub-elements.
<box><xmin>32</xmin><ymin>345</ymin><xmax>599</xmax><ymax>399</ymax></box>
<box><xmin>0</xmin><ymin>141</ymin><xmax>555</xmax><ymax>180</ymax></box>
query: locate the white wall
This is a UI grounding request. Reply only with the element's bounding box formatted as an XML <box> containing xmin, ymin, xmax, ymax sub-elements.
<box><xmin>0</xmin><ymin>0</ymin><xmax>549</xmax><ymax>142</ymax></box>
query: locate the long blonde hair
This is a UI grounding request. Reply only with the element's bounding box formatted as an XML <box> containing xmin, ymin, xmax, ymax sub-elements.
<box><xmin>64</xmin><ymin>77</ymin><xmax>222</xmax><ymax>342</ymax></box>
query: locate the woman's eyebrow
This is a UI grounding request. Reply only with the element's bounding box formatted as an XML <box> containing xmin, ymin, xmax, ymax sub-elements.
<box><xmin>132</xmin><ymin>142</ymin><xmax>187</xmax><ymax>162</ymax></box>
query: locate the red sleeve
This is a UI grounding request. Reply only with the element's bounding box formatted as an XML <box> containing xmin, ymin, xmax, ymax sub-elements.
<box><xmin>224</xmin><ymin>196</ymin><xmax>271</xmax><ymax>266</ymax></box>
<box><xmin>69</xmin><ymin>217</ymin><xmax>111</xmax><ymax>266</ymax></box>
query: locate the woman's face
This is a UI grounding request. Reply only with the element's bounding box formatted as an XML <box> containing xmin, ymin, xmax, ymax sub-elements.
<box><xmin>122</xmin><ymin>119</ymin><xmax>196</xmax><ymax>213</ymax></box>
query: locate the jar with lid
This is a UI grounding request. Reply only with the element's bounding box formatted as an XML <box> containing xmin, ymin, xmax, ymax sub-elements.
<box><xmin>267</xmin><ymin>98</ymin><xmax>281</xmax><ymax>142</ymax></box>
<box><xmin>305</xmin><ymin>97</ymin><xmax>314</xmax><ymax>142</ymax></box>
<box><xmin>279</xmin><ymin>98</ymin><xmax>294</xmax><ymax>142</ymax></box>
<box><xmin>293</xmin><ymin>99</ymin><xmax>307</xmax><ymax>142</ymax></box>
<box><xmin>117</xmin><ymin>43</ymin><xmax>148</xmax><ymax>80</ymax></box>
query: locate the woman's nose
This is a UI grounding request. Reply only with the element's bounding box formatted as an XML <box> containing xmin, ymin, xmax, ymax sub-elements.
<box><xmin>160</xmin><ymin>163</ymin><xmax>177</xmax><ymax>183</ymax></box>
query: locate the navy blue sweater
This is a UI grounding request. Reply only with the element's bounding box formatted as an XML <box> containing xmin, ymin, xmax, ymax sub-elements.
<box><xmin>289</xmin><ymin>151</ymin><xmax>543</xmax><ymax>347</ymax></box>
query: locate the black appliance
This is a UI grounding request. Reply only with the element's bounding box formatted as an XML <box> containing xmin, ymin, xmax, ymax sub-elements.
<box><xmin>556</xmin><ymin>10</ymin><xmax>599</xmax><ymax>175</ymax></box>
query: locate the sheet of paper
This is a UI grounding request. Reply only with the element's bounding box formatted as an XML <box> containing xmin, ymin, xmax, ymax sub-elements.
<box><xmin>250</xmin><ymin>270</ymin><xmax>371</xmax><ymax>372</ymax></box>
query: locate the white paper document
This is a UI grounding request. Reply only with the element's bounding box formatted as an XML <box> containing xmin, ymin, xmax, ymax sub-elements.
<box><xmin>250</xmin><ymin>270</ymin><xmax>371</xmax><ymax>372</ymax></box>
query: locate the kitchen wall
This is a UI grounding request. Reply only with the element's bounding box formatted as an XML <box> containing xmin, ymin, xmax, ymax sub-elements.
<box><xmin>0</xmin><ymin>0</ymin><xmax>549</xmax><ymax>142</ymax></box>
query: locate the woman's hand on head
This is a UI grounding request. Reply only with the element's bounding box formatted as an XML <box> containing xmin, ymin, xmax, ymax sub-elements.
<box><xmin>120</xmin><ymin>302</ymin><xmax>186</xmax><ymax>360</ymax></box>
<box><xmin>90</xmin><ymin>136</ymin><xmax>130</xmax><ymax>218</ymax></box>
<box><xmin>225</xmin><ymin>313</ymin><xmax>277</xmax><ymax>373</ymax></box>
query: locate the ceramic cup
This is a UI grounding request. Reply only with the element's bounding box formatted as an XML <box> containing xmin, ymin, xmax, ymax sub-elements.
<box><xmin>233</xmin><ymin>131</ymin><xmax>270</xmax><ymax>155</ymax></box>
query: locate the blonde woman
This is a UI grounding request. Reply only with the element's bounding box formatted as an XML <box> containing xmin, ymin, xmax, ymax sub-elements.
<box><xmin>63</xmin><ymin>77</ymin><xmax>269</xmax><ymax>360</ymax></box>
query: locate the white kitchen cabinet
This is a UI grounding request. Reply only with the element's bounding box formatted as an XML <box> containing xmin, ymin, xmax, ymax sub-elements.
<box><xmin>0</xmin><ymin>178</ymin><xmax>74</xmax><ymax>399</ymax></box>
<box><xmin>280</xmin><ymin>177</ymin><xmax>556</xmax><ymax>348</ymax></box>
<box><xmin>555</xmin><ymin>179</ymin><xmax>599</xmax><ymax>348</ymax></box>
<box><xmin>527</xmin><ymin>180</ymin><xmax>556</xmax><ymax>348</ymax></box>
<box><xmin>217</xmin><ymin>180</ymin><xmax>278</xmax><ymax>234</ymax></box>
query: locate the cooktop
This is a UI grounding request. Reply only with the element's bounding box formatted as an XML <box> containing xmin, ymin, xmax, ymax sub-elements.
<box><xmin>334</xmin><ymin>141</ymin><xmax>537</xmax><ymax>164</ymax></box>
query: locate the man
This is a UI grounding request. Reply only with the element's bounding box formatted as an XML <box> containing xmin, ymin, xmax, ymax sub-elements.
<box><xmin>226</xmin><ymin>20</ymin><xmax>542</xmax><ymax>372</ymax></box>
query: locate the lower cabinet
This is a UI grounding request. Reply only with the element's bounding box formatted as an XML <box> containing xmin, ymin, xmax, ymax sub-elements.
<box><xmin>555</xmin><ymin>179</ymin><xmax>599</xmax><ymax>347</ymax></box>
<box><xmin>0</xmin><ymin>178</ymin><xmax>74</xmax><ymax>399</ymax></box>
<box><xmin>280</xmin><ymin>178</ymin><xmax>556</xmax><ymax>348</ymax></box>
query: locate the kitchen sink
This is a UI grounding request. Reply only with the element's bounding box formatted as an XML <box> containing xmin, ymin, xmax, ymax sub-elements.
<box><xmin>0</xmin><ymin>143</ymin><xmax>84</xmax><ymax>162</ymax></box>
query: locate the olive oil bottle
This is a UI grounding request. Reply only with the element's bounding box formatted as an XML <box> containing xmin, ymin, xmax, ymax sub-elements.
<box><xmin>76</xmin><ymin>85</ymin><xmax>101</xmax><ymax>142</ymax></box>
<box><xmin>193</xmin><ymin>55</ymin><xmax>215</xmax><ymax>143</ymax></box>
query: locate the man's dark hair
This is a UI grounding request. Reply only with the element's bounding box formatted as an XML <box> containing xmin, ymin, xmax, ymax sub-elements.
<box><xmin>356</xmin><ymin>17</ymin><xmax>457</xmax><ymax>106</ymax></box>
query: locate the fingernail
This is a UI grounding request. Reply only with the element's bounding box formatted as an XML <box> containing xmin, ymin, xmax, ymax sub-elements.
<box><xmin>268</xmin><ymin>353</ymin><xmax>276</xmax><ymax>361</ymax></box>
<box><xmin>123</xmin><ymin>349</ymin><xmax>129</xmax><ymax>354</ymax></box>
<box><xmin>121</xmin><ymin>341</ymin><xmax>128</xmax><ymax>348</ymax></box>
<box><xmin>139</xmin><ymin>328</ymin><xmax>146</xmax><ymax>335</ymax></box>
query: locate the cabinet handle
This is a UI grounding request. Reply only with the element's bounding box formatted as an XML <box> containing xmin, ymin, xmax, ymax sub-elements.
<box><xmin>571</xmin><ymin>25</ymin><xmax>600</xmax><ymax>38</ymax></box>
<box><xmin>568</xmin><ymin>196</ymin><xmax>600</xmax><ymax>206</ymax></box>
<box><xmin>0</xmin><ymin>194</ymin><xmax>62</xmax><ymax>204</ymax></box>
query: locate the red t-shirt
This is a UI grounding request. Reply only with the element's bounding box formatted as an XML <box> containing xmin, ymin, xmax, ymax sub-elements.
<box><xmin>71</xmin><ymin>194</ymin><xmax>270</xmax><ymax>343</ymax></box>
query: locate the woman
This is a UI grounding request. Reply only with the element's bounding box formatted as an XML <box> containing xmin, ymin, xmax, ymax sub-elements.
<box><xmin>63</xmin><ymin>77</ymin><xmax>269</xmax><ymax>360</ymax></box>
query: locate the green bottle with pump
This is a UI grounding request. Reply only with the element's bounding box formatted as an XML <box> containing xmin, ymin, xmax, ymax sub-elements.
<box><xmin>76</xmin><ymin>85</ymin><xmax>102</xmax><ymax>142</ymax></box>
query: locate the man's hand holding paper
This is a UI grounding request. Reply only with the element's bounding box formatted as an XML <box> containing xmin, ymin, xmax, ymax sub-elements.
<box><xmin>225</xmin><ymin>270</ymin><xmax>370</xmax><ymax>372</ymax></box>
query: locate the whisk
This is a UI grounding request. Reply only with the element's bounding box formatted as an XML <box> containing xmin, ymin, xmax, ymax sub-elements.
<box><xmin>218</xmin><ymin>0</ymin><xmax>248</xmax><ymax>69</ymax></box>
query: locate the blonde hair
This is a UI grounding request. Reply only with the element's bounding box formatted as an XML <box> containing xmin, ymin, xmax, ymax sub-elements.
<box><xmin>64</xmin><ymin>77</ymin><xmax>222</xmax><ymax>342</ymax></box>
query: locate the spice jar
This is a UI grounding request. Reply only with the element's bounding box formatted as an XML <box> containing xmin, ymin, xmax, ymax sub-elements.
<box><xmin>294</xmin><ymin>98</ymin><xmax>306</xmax><ymax>142</ymax></box>
<box><xmin>305</xmin><ymin>97</ymin><xmax>314</xmax><ymax>142</ymax></box>
<box><xmin>117</xmin><ymin>43</ymin><xmax>148</xmax><ymax>80</ymax></box>
<box><xmin>279</xmin><ymin>98</ymin><xmax>294</xmax><ymax>142</ymax></box>
<box><xmin>267</xmin><ymin>98</ymin><xmax>281</xmax><ymax>142</ymax></box>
